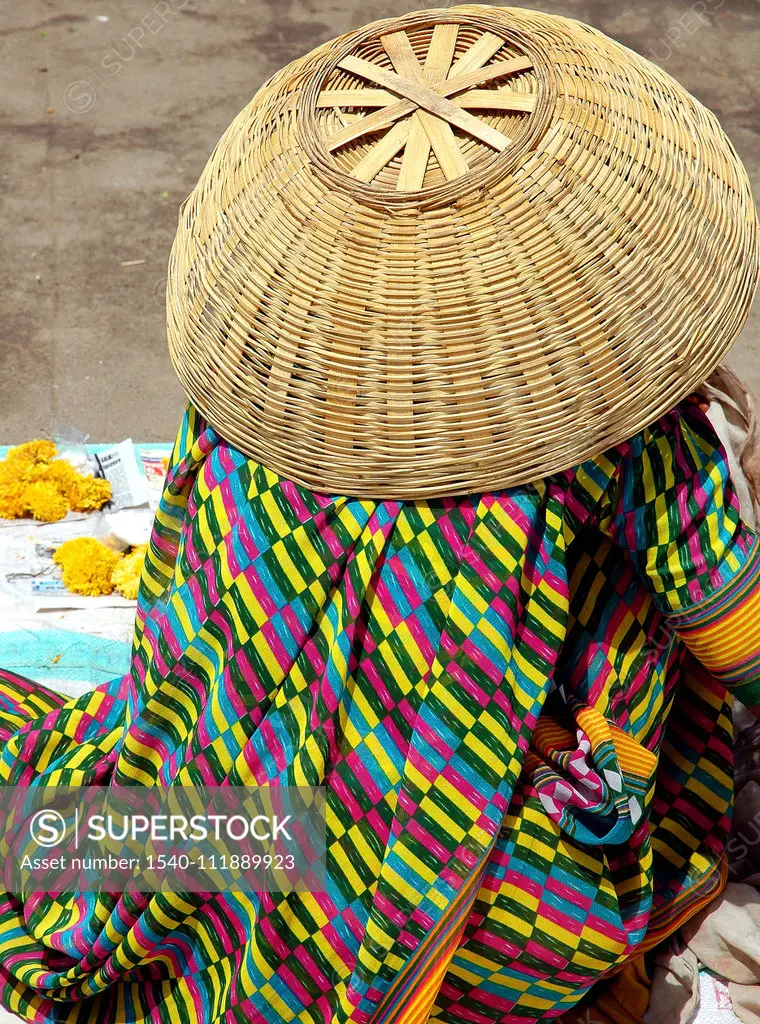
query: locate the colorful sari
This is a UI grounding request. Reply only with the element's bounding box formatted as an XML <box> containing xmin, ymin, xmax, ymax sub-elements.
<box><xmin>0</xmin><ymin>399</ymin><xmax>758</xmax><ymax>1024</ymax></box>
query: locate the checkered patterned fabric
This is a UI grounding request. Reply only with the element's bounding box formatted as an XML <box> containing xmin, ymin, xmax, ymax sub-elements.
<box><xmin>0</xmin><ymin>399</ymin><xmax>756</xmax><ymax>1024</ymax></box>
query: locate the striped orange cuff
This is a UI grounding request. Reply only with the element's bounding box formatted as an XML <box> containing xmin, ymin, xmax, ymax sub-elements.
<box><xmin>669</xmin><ymin>538</ymin><xmax>760</xmax><ymax>705</ymax></box>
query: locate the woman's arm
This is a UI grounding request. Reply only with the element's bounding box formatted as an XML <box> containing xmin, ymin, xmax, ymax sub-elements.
<box><xmin>599</xmin><ymin>399</ymin><xmax>760</xmax><ymax>709</ymax></box>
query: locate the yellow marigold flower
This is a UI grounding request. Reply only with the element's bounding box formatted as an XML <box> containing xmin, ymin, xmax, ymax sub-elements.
<box><xmin>54</xmin><ymin>538</ymin><xmax>122</xmax><ymax>597</ymax></box>
<box><xmin>0</xmin><ymin>440</ymin><xmax>112</xmax><ymax>522</ymax></box>
<box><xmin>41</xmin><ymin>461</ymin><xmax>76</xmax><ymax>483</ymax></box>
<box><xmin>0</xmin><ymin>467</ymin><xmax>27</xmax><ymax>519</ymax></box>
<box><xmin>68</xmin><ymin>476</ymin><xmax>112</xmax><ymax>513</ymax></box>
<box><xmin>111</xmin><ymin>544</ymin><xmax>148</xmax><ymax>600</ymax></box>
<box><xmin>25</xmin><ymin>481</ymin><xmax>69</xmax><ymax>522</ymax></box>
<box><xmin>5</xmin><ymin>439</ymin><xmax>58</xmax><ymax>470</ymax></box>
<box><xmin>22</xmin><ymin>460</ymin><xmax>77</xmax><ymax>488</ymax></box>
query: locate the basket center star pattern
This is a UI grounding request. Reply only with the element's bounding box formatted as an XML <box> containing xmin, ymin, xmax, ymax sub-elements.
<box><xmin>317</xmin><ymin>23</ymin><xmax>538</xmax><ymax>190</ymax></box>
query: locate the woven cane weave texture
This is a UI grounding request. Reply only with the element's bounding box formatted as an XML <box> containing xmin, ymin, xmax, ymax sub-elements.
<box><xmin>167</xmin><ymin>4</ymin><xmax>759</xmax><ymax>498</ymax></box>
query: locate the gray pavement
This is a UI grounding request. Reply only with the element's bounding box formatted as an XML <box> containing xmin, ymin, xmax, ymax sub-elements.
<box><xmin>2</xmin><ymin>0</ymin><xmax>759</xmax><ymax>443</ymax></box>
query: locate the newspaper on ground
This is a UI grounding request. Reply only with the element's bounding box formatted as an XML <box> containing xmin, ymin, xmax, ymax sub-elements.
<box><xmin>95</xmin><ymin>440</ymin><xmax>155</xmax><ymax>510</ymax></box>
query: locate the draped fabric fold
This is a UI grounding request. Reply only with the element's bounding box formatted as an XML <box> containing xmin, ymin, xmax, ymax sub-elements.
<box><xmin>0</xmin><ymin>399</ymin><xmax>755</xmax><ymax>1023</ymax></box>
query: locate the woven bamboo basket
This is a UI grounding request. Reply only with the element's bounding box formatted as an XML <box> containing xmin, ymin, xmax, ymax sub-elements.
<box><xmin>167</xmin><ymin>4</ymin><xmax>760</xmax><ymax>499</ymax></box>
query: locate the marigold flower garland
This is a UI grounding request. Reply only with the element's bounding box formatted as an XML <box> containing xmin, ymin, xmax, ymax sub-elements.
<box><xmin>54</xmin><ymin>539</ymin><xmax>148</xmax><ymax>599</ymax></box>
<box><xmin>0</xmin><ymin>440</ymin><xmax>112</xmax><ymax>521</ymax></box>
<box><xmin>0</xmin><ymin>439</ymin><xmax>147</xmax><ymax>598</ymax></box>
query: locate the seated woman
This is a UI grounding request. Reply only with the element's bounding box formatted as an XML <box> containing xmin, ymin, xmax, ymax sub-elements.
<box><xmin>1</xmin><ymin>6</ymin><xmax>759</xmax><ymax>1023</ymax></box>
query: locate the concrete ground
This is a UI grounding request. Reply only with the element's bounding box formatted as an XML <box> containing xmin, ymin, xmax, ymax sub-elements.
<box><xmin>2</xmin><ymin>0</ymin><xmax>760</xmax><ymax>444</ymax></box>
